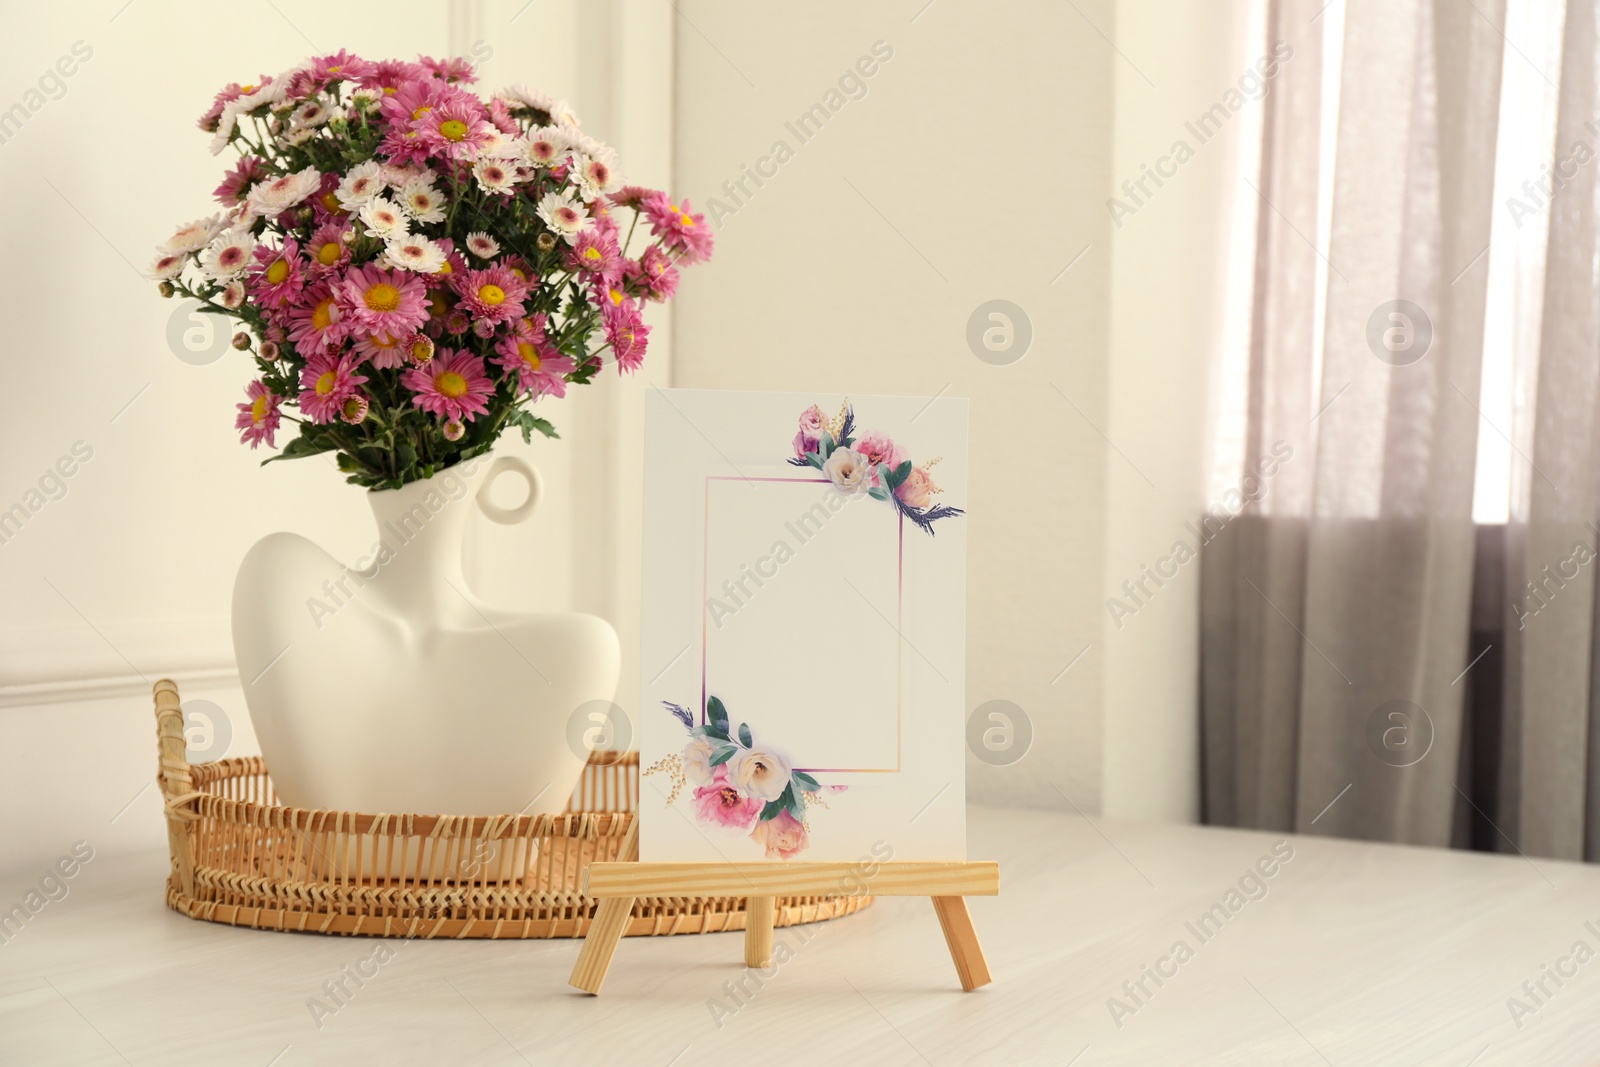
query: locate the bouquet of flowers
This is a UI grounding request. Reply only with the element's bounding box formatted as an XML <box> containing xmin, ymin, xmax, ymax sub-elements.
<box><xmin>646</xmin><ymin>696</ymin><xmax>842</xmax><ymax>860</ymax></box>
<box><xmin>789</xmin><ymin>401</ymin><xmax>964</xmax><ymax>534</ymax></box>
<box><xmin>149</xmin><ymin>51</ymin><xmax>712</xmax><ymax>489</ymax></box>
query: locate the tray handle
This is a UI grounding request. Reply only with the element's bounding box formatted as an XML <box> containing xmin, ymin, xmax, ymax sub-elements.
<box><xmin>153</xmin><ymin>679</ymin><xmax>199</xmax><ymax>897</ymax></box>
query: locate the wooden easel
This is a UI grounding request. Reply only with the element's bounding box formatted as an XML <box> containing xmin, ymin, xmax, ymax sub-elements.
<box><xmin>568</xmin><ymin>821</ymin><xmax>998</xmax><ymax>994</ymax></box>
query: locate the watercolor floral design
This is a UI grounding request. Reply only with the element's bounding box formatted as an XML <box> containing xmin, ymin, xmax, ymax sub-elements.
<box><xmin>150</xmin><ymin>50</ymin><xmax>712</xmax><ymax>490</ymax></box>
<box><xmin>645</xmin><ymin>696</ymin><xmax>842</xmax><ymax>859</ymax></box>
<box><xmin>788</xmin><ymin>401</ymin><xmax>964</xmax><ymax>534</ymax></box>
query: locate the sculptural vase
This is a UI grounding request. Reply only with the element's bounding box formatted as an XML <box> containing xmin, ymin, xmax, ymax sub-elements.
<box><xmin>231</xmin><ymin>453</ymin><xmax>621</xmax><ymax>869</ymax></box>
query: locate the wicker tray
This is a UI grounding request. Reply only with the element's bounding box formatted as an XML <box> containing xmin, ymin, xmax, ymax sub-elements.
<box><xmin>152</xmin><ymin>680</ymin><xmax>872</xmax><ymax>938</ymax></box>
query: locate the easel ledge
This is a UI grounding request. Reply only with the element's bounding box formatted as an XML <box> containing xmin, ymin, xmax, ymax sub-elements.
<box><xmin>568</xmin><ymin>823</ymin><xmax>998</xmax><ymax>995</ymax></box>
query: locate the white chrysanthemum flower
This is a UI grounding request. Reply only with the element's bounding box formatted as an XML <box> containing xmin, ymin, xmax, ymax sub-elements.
<box><xmin>246</xmin><ymin>166</ymin><xmax>321</xmax><ymax>217</ymax></box>
<box><xmin>495</xmin><ymin>84</ymin><xmax>555</xmax><ymax>112</ymax></box>
<box><xmin>536</xmin><ymin>190</ymin><xmax>591</xmax><ymax>244</ymax></box>
<box><xmin>547</xmin><ymin>98</ymin><xmax>581</xmax><ymax>128</ymax></box>
<box><xmin>383</xmin><ymin>235</ymin><xmax>446</xmax><ymax>273</ymax></box>
<box><xmin>380</xmin><ymin>163</ymin><xmax>424</xmax><ymax>188</ymax></box>
<box><xmin>200</xmin><ymin>229</ymin><xmax>257</xmax><ymax>282</ymax></box>
<box><xmin>472</xmin><ymin>156</ymin><xmax>519</xmax><ymax>193</ymax></box>
<box><xmin>336</xmin><ymin>160</ymin><xmax>386</xmax><ymax>209</ymax></box>
<box><xmin>350</xmin><ymin>87</ymin><xmax>381</xmax><ymax>109</ymax></box>
<box><xmin>292</xmin><ymin>98</ymin><xmax>333</xmax><ymax>128</ymax></box>
<box><xmin>524</xmin><ymin>126</ymin><xmax>569</xmax><ymax>168</ymax></box>
<box><xmin>279</xmin><ymin>126</ymin><xmax>315</xmax><ymax>147</ymax></box>
<box><xmin>465</xmin><ymin>232</ymin><xmax>500</xmax><ymax>259</ymax></box>
<box><xmin>359</xmin><ymin>195</ymin><xmax>410</xmax><ymax>239</ymax></box>
<box><xmin>571</xmin><ymin>147</ymin><xmax>621</xmax><ymax>198</ymax></box>
<box><xmin>398</xmin><ymin>175</ymin><xmax>446</xmax><ymax>224</ymax></box>
<box><xmin>164</xmin><ymin>215</ymin><xmax>223</xmax><ymax>254</ymax></box>
<box><xmin>570</xmin><ymin>129</ymin><xmax>609</xmax><ymax>158</ymax></box>
<box><xmin>146</xmin><ymin>250</ymin><xmax>189</xmax><ymax>280</ymax></box>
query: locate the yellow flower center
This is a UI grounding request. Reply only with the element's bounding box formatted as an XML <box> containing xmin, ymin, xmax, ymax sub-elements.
<box><xmin>311</xmin><ymin>299</ymin><xmax>335</xmax><ymax>329</ymax></box>
<box><xmin>320</xmin><ymin>192</ymin><xmax>343</xmax><ymax>214</ymax></box>
<box><xmin>674</xmin><ymin>206</ymin><xmax>695</xmax><ymax>228</ymax></box>
<box><xmin>266</xmin><ymin>259</ymin><xmax>289</xmax><ymax>284</ymax></box>
<box><xmin>435</xmin><ymin>260</ymin><xmax>453</xmax><ymax>275</ymax></box>
<box><xmin>251</xmin><ymin>395</ymin><xmax>268</xmax><ymax>422</ymax></box>
<box><xmin>428</xmin><ymin>293</ymin><xmax>450</xmax><ymax>316</ymax></box>
<box><xmin>518</xmin><ymin>342</ymin><xmax>540</xmax><ymax>369</ymax></box>
<box><xmin>411</xmin><ymin>106</ymin><xmax>431</xmax><ymax>120</ymax></box>
<box><xmin>315</xmin><ymin>371</ymin><xmax>338</xmax><ymax>396</ymax></box>
<box><xmin>607</xmin><ymin>288</ymin><xmax>624</xmax><ymax>306</ymax></box>
<box><xmin>327</xmin><ymin>64</ymin><xmax>341</xmax><ymax>74</ymax></box>
<box><xmin>241</xmin><ymin>84</ymin><xmax>256</xmax><ymax>93</ymax></box>
<box><xmin>363</xmin><ymin>283</ymin><xmax>401</xmax><ymax>312</ymax></box>
<box><xmin>583</xmin><ymin>248</ymin><xmax>602</xmax><ymax>263</ymax></box>
<box><xmin>317</xmin><ymin>243</ymin><xmax>340</xmax><ymax>266</ymax></box>
<box><xmin>383</xmin><ymin>86</ymin><xmax>397</xmax><ymax>95</ymax></box>
<box><xmin>477</xmin><ymin>284</ymin><xmax>505</xmax><ymax>306</ymax></box>
<box><xmin>439</xmin><ymin>119</ymin><xmax>469</xmax><ymax>142</ymax></box>
<box><xmin>437</xmin><ymin>371</ymin><xmax>468</xmax><ymax>398</ymax></box>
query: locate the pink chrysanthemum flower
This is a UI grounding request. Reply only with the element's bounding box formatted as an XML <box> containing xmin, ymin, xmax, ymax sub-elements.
<box><xmin>402</xmin><ymin>349</ymin><xmax>494</xmax><ymax>422</ymax></box>
<box><xmin>340</xmin><ymin>392</ymin><xmax>371</xmax><ymax>424</ymax></box>
<box><xmin>419</xmin><ymin>55</ymin><xmax>477</xmax><ymax>84</ymax></box>
<box><xmin>417</xmin><ymin>97</ymin><xmax>495</xmax><ymax>160</ymax></box>
<box><xmin>298</xmin><ymin>353</ymin><xmax>368</xmax><ymax>425</ymax></box>
<box><xmin>311</xmin><ymin>172</ymin><xmax>350</xmax><ymax>222</ymax></box>
<box><xmin>359</xmin><ymin>59</ymin><xmax>428</xmax><ymax>96</ymax></box>
<box><xmin>444</xmin><ymin>310</ymin><xmax>471</xmax><ymax>336</ymax></box>
<box><xmin>605</xmin><ymin>305</ymin><xmax>650</xmax><ymax>373</ymax></box>
<box><xmin>306</xmin><ymin>222</ymin><xmax>351</xmax><ymax>273</ymax></box>
<box><xmin>310</xmin><ymin>49</ymin><xmax>375</xmax><ymax>87</ymax></box>
<box><xmin>609</xmin><ymin>185</ymin><xmax>658</xmax><ymax>209</ymax></box>
<box><xmin>353</xmin><ymin>330</ymin><xmax>410</xmax><ymax>369</ymax></box>
<box><xmin>486</xmin><ymin>97</ymin><xmax>519</xmax><ymax>135</ymax></box>
<box><xmin>213</xmin><ymin>156</ymin><xmax>265</xmax><ymax>207</ymax></box>
<box><xmin>566</xmin><ymin>229</ymin><xmax>622</xmax><ymax>283</ymax></box>
<box><xmin>235</xmin><ymin>381</ymin><xmax>282</xmax><ymax>449</ymax></box>
<box><xmin>591</xmin><ymin>278</ymin><xmax>633</xmax><ymax>324</ymax></box>
<box><xmin>641</xmin><ymin>194</ymin><xmax>714</xmax><ymax>263</ymax></box>
<box><xmin>287</xmin><ymin>283</ymin><xmax>349</xmax><ymax>355</ymax></box>
<box><xmin>247</xmin><ymin>239</ymin><xmax>306</xmax><ymax>309</ymax></box>
<box><xmin>450</xmin><ymin>265</ymin><xmax>529</xmax><ymax>326</ymax></box>
<box><xmin>339</xmin><ymin>264</ymin><xmax>429</xmax><ymax>336</ymax></box>
<box><xmin>629</xmin><ymin>245</ymin><xmax>680</xmax><ymax>301</ymax></box>
<box><xmin>494</xmin><ymin>334</ymin><xmax>575</xmax><ymax>399</ymax></box>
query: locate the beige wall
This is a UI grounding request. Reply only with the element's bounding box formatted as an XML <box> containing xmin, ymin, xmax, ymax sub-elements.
<box><xmin>670</xmin><ymin>1</ymin><xmax>1116</xmax><ymax>809</ymax></box>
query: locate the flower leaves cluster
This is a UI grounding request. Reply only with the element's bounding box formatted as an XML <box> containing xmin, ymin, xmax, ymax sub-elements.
<box><xmin>788</xmin><ymin>401</ymin><xmax>964</xmax><ymax>534</ymax></box>
<box><xmin>657</xmin><ymin>696</ymin><xmax>836</xmax><ymax>860</ymax></box>
<box><xmin>149</xmin><ymin>51</ymin><xmax>713</xmax><ymax>489</ymax></box>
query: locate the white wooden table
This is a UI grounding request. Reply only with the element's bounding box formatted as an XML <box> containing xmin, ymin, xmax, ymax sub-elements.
<box><xmin>1</xmin><ymin>804</ymin><xmax>1595</xmax><ymax>1065</ymax></box>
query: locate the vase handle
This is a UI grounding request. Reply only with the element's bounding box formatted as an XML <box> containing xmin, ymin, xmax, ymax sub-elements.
<box><xmin>477</xmin><ymin>455</ymin><xmax>542</xmax><ymax>525</ymax></box>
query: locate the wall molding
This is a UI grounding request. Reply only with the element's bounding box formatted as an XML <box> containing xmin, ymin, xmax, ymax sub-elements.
<box><xmin>0</xmin><ymin>616</ymin><xmax>236</xmax><ymax>708</ymax></box>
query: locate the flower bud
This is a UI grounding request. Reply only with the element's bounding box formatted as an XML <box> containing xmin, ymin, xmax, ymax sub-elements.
<box><xmin>536</xmin><ymin>233</ymin><xmax>557</xmax><ymax>252</ymax></box>
<box><xmin>259</xmin><ymin>340</ymin><xmax>281</xmax><ymax>361</ymax></box>
<box><xmin>232</xmin><ymin>332</ymin><xmax>252</xmax><ymax>350</ymax></box>
<box><xmin>340</xmin><ymin>394</ymin><xmax>370</xmax><ymax>424</ymax></box>
<box><xmin>442</xmin><ymin>419</ymin><xmax>465</xmax><ymax>442</ymax></box>
<box><xmin>158</xmin><ymin>281</ymin><xmax>175</xmax><ymax>298</ymax></box>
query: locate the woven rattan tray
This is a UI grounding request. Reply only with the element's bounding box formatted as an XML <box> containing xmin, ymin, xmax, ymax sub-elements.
<box><xmin>152</xmin><ymin>680</ymin><xmax>872</xmax><ymax>938</ymax></box>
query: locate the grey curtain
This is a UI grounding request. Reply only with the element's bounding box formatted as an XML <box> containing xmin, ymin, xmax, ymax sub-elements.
<box><xmin>1201</xmin><ymin>0</ymin><xmax>1509</xmax><ymax>845</ymax></box>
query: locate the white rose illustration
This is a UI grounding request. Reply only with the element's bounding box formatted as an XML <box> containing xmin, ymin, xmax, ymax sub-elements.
<box><xmin>730</xmin><ymin>748</ymin><xmax>792</xmax><ymax>801</ymax></box>
<box><xmin>682</xmin><ymin>737</ymin><xmax>716</xmax><ymax>786</ymax></box>
<box><xmin>823</xmin><ymin>448</ymin><xmax>872</xmax><ymax>494</ymax></box>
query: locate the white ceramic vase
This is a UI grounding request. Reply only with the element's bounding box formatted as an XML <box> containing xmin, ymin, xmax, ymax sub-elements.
<box><xmin>231</xmin><ymin>454</ymin><xmax>620</xmax><ymax>821</ymax></box>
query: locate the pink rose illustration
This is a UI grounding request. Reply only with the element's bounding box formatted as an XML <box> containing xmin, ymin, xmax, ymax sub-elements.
<box><xmin>793</xmin><ymin>429</ymin><xmax>819</xmax><ymax>459</ymax></box>
<box><xmin>854</xmin><ymin>431</ymin><xmax>906</xmax><ymax>483</ymax></box>
<box><xmin>895</xmin><ymin>466</ymin><xmax>936</xmax><ymax>509</ymax></box>
<box><xmin>750</xmin><ymin>809</ymin><xmax>809</xmax><ymax>859</ymax></box>
<box><xmin>798</xmin><ymin>405</ymin><xmax>827</xmax><ymax>435</ymax></box>
<box><xmin>691</xmin><ymin>766</ymin><xmax>763</xmax><ymax>832</ymax></box>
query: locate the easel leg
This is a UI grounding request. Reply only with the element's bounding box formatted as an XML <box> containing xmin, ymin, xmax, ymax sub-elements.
<box><xmin>931</xmin><ymin>896</ymin><xmax>992</xmax><ymax>991</ymax></box>
<box><xmin>744</xmin><ymin>896</ymin><xmax>775</xmax><ymax>967</ymax></box>
<box><xmin>570</xmin><ymin>895</ymin><xmax>636</xmax><ymax>994</ymax></box>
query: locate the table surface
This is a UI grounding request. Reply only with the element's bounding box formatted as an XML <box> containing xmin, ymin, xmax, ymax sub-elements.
<box><xmin>1</xmin><ymin>804</ymin><xmax>1596</xmax><ymax>1066</ymax></box>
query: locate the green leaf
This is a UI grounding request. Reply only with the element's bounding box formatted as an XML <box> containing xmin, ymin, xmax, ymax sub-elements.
<box><xmin>891</xmin><ymin>460</ymin><xmax>912</xmax><ymax>488</ymax></box>
<box><xmin>737</xmin><ymin>722</ymin><xmax>752</xmax><ymax>748</ymax></box>
<box><xmin>508</xmin><ymin>407</ymin><xmax>559</xmax><ymax>444</ymax></box>
<box><xmin>758</xmin><ymin>798</ymin><xmax>785</xmax><ymax>822</ymax></box>
<box><xmin>867</xmin><ymin>486</ymin><xmax>890</xmax><ymax>501</ymax></box>
<box><xmin>709</xmin><ymin>745</ymin><xmax>738</xmax><ymax>767</ymax></box>
<box><xmin>806</xmin><ymin>452</ymin><xmax>824</xmax><ymax>470</ymax></box>
<box><xmin>782</xmin><ymin>784</ymin><xmax>805</xmax><ymax>822</ymax></box>
<box><xmin>261</xmin><ymin>434</ymin><xmax>336</xmax><ymax>466</ymax></box>
<box><xmin>791</xmin><ymin>771</ymin><xmax>820</xmax><ymax>793</ymax></box>
<box><xmin>706</xmin><ymin>696</ymin><xmax>729</xmax><ymax>732</ymax></box>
